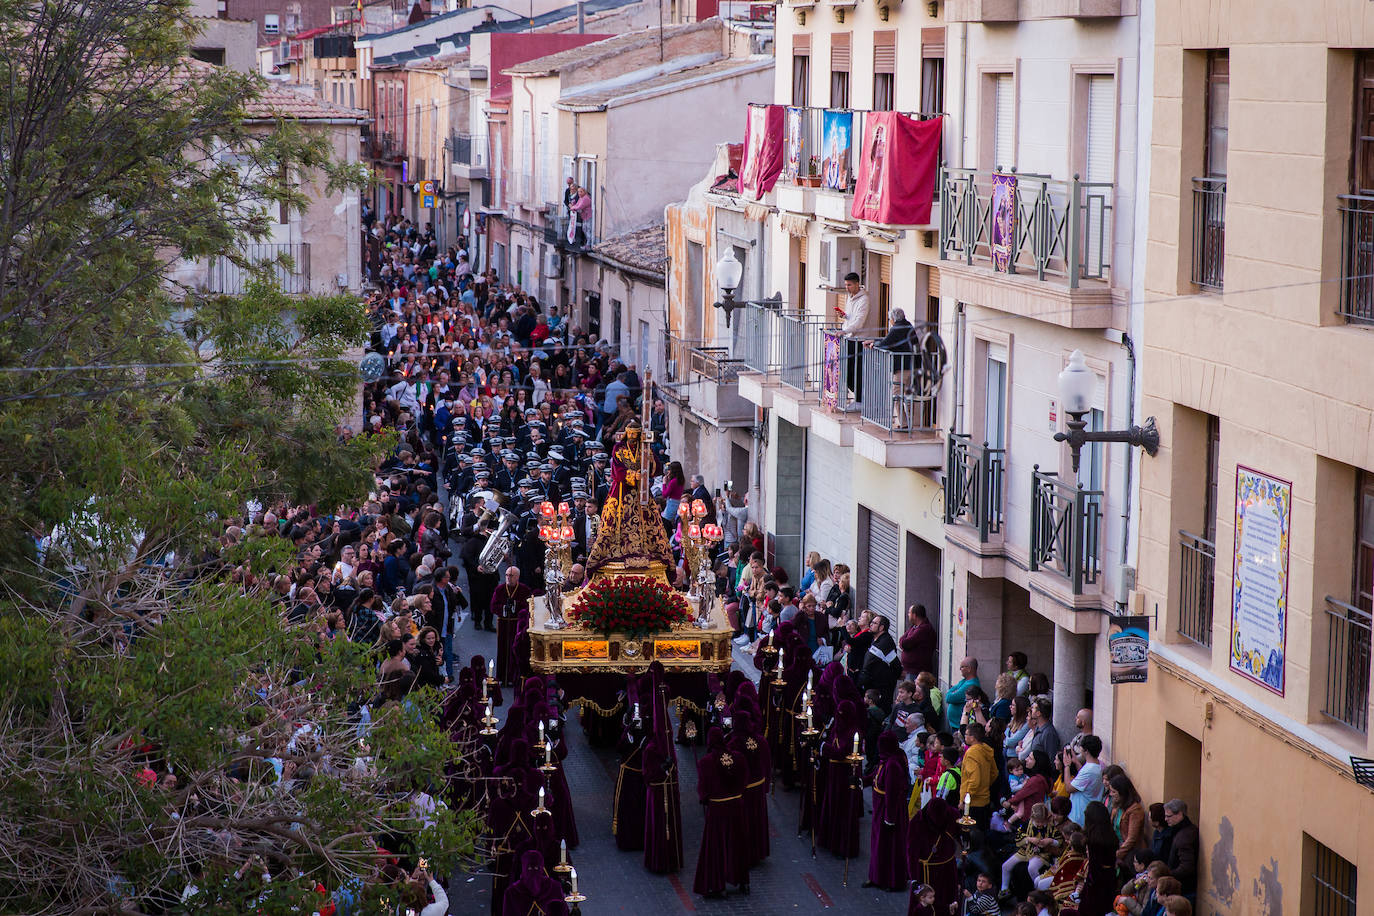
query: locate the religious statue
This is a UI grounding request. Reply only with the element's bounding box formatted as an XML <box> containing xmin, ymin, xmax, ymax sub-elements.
<box><xmin>585</xmin><ymin>420</ymin><xmax>673</xmax><ymax>573</ymax></box>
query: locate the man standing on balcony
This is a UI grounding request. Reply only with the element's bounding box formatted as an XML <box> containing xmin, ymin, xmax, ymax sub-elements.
<box><xmin>839</xmin><ymin>271</ymin><xmax>876</xmax><ymax>401</ymax></box>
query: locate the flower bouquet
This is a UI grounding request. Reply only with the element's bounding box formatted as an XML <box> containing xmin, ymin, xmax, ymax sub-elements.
<box><xmin>569</xmin><ymin>574</ymin><xmax>693</xmax><ymax>638</ymax></box>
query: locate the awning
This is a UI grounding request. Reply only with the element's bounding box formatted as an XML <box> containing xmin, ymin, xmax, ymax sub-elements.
<box><xmin>779</xmin><ymin>212</ymin><xmax>811</xmax><ymax>238</ymax></box>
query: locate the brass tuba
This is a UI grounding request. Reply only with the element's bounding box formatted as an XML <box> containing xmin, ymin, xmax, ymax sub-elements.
<box><xmin>477</xmin><ymin>508</ymin><xmax>516</xmax><ymax>574</ymax></box>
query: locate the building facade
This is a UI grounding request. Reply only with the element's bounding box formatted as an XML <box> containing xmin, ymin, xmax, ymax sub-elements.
<box><xmin>1118</xmin><ymin>3</ymin><xmax>1374</xmax><ymax>913</ymax></box>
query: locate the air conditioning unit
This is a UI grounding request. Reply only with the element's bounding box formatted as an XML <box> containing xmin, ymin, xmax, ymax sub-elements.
<box><xmin>544</xmin><ymin>250</ymin><xmax>561</xmax><ymax>278</ymax></box>
<box><xmin>818</xmin><ymin>234</ymin><xmax>862</xmax><ymax>288</ymax></box>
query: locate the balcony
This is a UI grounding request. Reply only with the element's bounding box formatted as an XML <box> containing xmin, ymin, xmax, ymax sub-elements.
<box><xmin>940</xmin><ymin>168</ymin><xmax>1117</xmax><ymax>328</ymax></box>
<box><xmin>372</xmin><ymin>131</ymin><xmax>401</xmax><ymax>162</ymax></box>
<box><xmin>1321</xmin><ymin>596</ymin><xmax>1371</xmax><ymax>733</ymax></box>
<box><xmin>1029</xmin><ymin>467</ymin><xmax>1102</xmax><ymax>597</ymax></box>
<box><xmin>1191</xmin><ymin>177</ymin><xmax>1225</xmax><ymax>291</ymax></box>
<box><xmin>1339</xmin><ymin>193</ymin><xmax>1374</xmax><ymax>324</ymax></box>
<box><xmin>1176</xmin><ymin>529</ymin><xmax>1215</xmax><ymax>649</ymax></box>
<box><xmin>450</xmin><ymin>132</ymin><xmax>489</xmax><ymax>181</ymax></box>
<box><xmin>208</xmin><ymin>242</ymin><xmax>311</xmax><ymax>296</ymax></box>
<box><xmin>944</xmin><ymin>432</ymin><xmax>1005</xmax><ymax>544</ymax></box>
<box><xmin>313</xmin><ymin>34</ymin><xmax>355</xmax><ymax>63</ymax></box>
<box><xmin>734</xmin><ymin>301</ymin><xmax>945</xmax><ymax>466</ymax></box>
<box><xmin>665</xmin><ymin>336</ymin><xmax>753</xmax><ymax>426</ymax></box>
<box><xmin>945</xmin><ymin>0</ymin><xmax>1129</xmax><ymax>20</ymax></box>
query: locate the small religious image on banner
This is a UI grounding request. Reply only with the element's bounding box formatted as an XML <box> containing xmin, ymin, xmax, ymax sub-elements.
<box><xmin>783</xmin><ymin>107</ymin><xmax>803</xmax><ymax>182</ymax></box>
<box><xmin>737</xmin><ymin>104</ymin><xmax>786</xmax><ymax>201</ymax></box>
<box><xmin>851</xmin><ymin>112</ymin><xmax>943</xmax><ymax>226</ymax></box>
<box><xmin>990</xmin><ymin>173</ymin><xmax>1017</xmax><ymax>272</ymax></box>
<box><xmin>820</xmin><ymin>110</ymin><xmax>853</xmax><ymax>190</ymax></box>
<box><xmin>820</xmin><ymin>330</ymin><xmax>843</xmax><ymax>409</ymax></box>
<box><xmin>1108</xmin><ymin>616</ymin><xmax>1150</xmax><ymax>684</ymax></box>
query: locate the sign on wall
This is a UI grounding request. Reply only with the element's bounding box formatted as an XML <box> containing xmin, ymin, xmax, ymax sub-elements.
<box><xmin>1229</xmin><ymin>466</ymin><xmax>1292</xmax><ymax>695</ymax></box>
<box><xmin>1108</xmin><ymin>616</ymin><xmax>1150</xmax><ymax>684</ymax></box>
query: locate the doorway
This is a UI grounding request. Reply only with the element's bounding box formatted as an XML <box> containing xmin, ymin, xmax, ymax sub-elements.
<box><xmin>1163</xmin><ymin>723</ymin><xmax>1202</xmax><ymax>823</ymax></box>
<box><xmin>905</xmin><ymin>532</ymin><xmax>942</xmax><ymax>641</ymax></box>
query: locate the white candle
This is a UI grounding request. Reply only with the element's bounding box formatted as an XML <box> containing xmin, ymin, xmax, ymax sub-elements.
<box><xmin>545</xmin><ymin>741</ymin><xmax>553</xmax><ymax>767</ymax></box>
<box><xmin>806</xmin><ymin>705</ymin><xmax>814</xmax><ymax>730</ymax></box>
<box><xmin>482</xmin><ymin>678</ymin><xmax>489</xmax><ymax>699</ymax></box>
<box><xmin>560</xmin><ymin>839</ymin><xmax>568</xmax><ymax>865</ymax></box>
<box><xmin>570</xmin><ymin>867</ymin><xmax>578</xmax><ymax>895</ymax></box>
<box><xmin>538</xmin><ymin>721</ymin><xmax>545</xmax><ymax>745</ymax></box>
<box><xmin>777</xmin><ymin>648</ymin><xmax>784</xmax><ymax>671</ymax></box>
<box><xmin>964</xmin><ymin>793</ymin><xmax>972</xmax><ymax>816</ymax></box>
<box><xmin>488</xmin><ymin>659</ymin><xmax>495</xmax><ymax>679</ymax></box>
<box><xmin>807</xmin><ymin>669</ymin><xmax>814</xmax><ymax>691</ymax></box>
<box><xmin>634</xmin><ymin>702</ymin><xmax>640</xmax><ymax>721</ymax></box>
<box><xmin>538</xmin><ymin>787</ymin><xmax>545</xmax><ymax>808</ymax></box>
<box><xmin>852</xmin><ymin>731</ymin><xmax>860</xmax><ymax>757</ymax></box>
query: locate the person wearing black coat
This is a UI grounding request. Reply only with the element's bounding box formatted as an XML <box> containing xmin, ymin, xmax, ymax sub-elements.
<box><xmin>860</xmin><ymin>615</ymin><xmax>900</xmax><ymax>702</ymax></box>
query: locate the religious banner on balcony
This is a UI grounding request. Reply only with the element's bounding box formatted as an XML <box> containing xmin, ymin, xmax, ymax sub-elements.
<box><xmin>821</xmin><ymin>110</ymin><xmax>853</xmax><ymax>190</ymax></box>
<box><xmin>851</xmin><ymin>112</ymin><xmax>943</xmax><ymax>225</ymax></box>
<box><xmin>783</xmin><ymin>107</ymin><xmax>803</xmax><ymax>182</ymax></box>
<box><xmin>1229</xmin><ymin>466</ymin><xmax>1292</xmax><ymax>696</ymax></box>
<box><xmin>990</xmin><ymin>172</ymin><xmax>1017</xmax><ymax>272</ymax></box>
<box><xmin>738</xmin><ymin>104</ymin><xmax>785</xmax><ymax>201</ymax></box>
<box><xmin>820</xmin><ymin>329</ymin><xmax>844</xmax><ymax>409</ymax></box>
<box><xmin>1107</xmin><ymin>616</ymin><xmax>1150</xmax><ymax>684</ymax></box>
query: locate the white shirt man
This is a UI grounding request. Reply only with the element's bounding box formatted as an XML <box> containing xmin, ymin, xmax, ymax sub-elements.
<box><xmin>840</xmin><ymin>273</ymin><xmax>876</xmax><ymax>336</ymax></box>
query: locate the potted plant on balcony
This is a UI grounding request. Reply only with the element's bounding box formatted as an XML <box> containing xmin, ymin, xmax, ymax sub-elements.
<box><xmin>800</xmin><ymin>155</ymin><xmax>821</xmax><ymax>187</ymax></box>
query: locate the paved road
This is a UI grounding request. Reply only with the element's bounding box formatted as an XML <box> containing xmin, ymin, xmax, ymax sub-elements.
<box><xmin>448</xmin><ymin>619</ymin><xmax>915</xmax><ymax>915</ymax></box>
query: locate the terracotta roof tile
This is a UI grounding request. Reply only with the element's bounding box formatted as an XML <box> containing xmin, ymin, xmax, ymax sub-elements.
<box><xmin>587</xmin><ymin>225</ymin><xmax>666</xmax><ymax>277</ymax></box>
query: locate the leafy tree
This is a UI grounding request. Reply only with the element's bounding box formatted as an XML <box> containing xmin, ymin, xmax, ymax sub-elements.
<box><xmin>0</xmin><ymin>1</ymin><xmax>480</xmax><ymax>913</ymax></box>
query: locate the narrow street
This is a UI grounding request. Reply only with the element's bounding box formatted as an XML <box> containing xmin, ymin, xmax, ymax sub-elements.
<box><xmin>454</xmin><ymin>621</ymin><xmax>914</xmax><ymax>915</ymax></box>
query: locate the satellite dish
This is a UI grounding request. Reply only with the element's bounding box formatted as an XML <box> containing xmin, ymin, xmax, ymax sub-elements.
<box><xmin>359</xmin><ymin>351</ymin><xmax>386</xmax><ymax>383</ymax></box>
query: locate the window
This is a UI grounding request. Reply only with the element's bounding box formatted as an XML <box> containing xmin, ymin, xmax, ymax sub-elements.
<box><xmin>539</xmin><ymin>112</ymin><xmax>551</xmax><ymax>203</ymax></box>
<box><xmin>1356</xmin><ymin>472</ymin><xmax>1374</xmax><ymax>615</ymax></box>
<box><xmin>830</xmin><ymin>34</ymin><xmax>851</xmax><ymax>109</ymax></box>
<box><xmin>983</xmin><ymin>344</ymin><xmax>1007</xmax><ymax>451</ymax></box>
<box><xmin>611</xmin><ymin>298</ymin><xmax>622</xmax><ymax>350</ymax></box>
<box><xmin>1205</xmin><ymin>51</ymin><xmax>1229</xmax><ymax>179</ymax></box>
<box><xmin>921</xmin><ymin>29</ymin><xmax>945</xmax><ymax>114</ymax></box>
<box><xmin>191</xmin><ymin>47</ymin><xmax>226</xmax><ymax>66</ymax></box>
<box><xmin>686</xmin><ymin>241</ymin><xmax>704</xmax><ymax>338</ymax></box>
<box><xmin>993</xmin><ymin>73</ymin><xmax>1015</xmax><ymax>169</ymax></box>
<box><xmin>1322</xmin><ymin>472</ymin><xmax>1374</xmax><ymax>732</ymax></box>
<box><xmin>1307</xmin><ymin>838</ymin><xmax>1357</xmax><ymax>916</ymax></box>
<box><xmin>1082</xmin><ymin>74</ymin><xmax>1115</xmax><ymax>269</ymax></box>
<box><xmin>1077</xmin><ymin>408</ymin><xmax>1105</xmax><ymax>494</ymax></box>
<box><xmin>792</xmin><ymin>50</ymin><xmax>810</xmax><ymax>106</ymax></box>
<box><xmin>872</xmin><ymin>32</ymin><xmax>895</xmax><ymax>111</ymax></box>
<box><xmin>264</xmin><ymin>13</ymin><xmax>280</xmax><ymax>34</ymax></box>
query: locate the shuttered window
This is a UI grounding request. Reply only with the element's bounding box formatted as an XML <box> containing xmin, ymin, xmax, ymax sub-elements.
<box><xmin>831</xmin><ymin>34</ymin><xmax>851</xmax><ymax>72</ymax></box>
<box><xmin>873</xmin><ymin>32</ymin><xmax>895</xmax><ymax>73</ymax></box>
<box><xmin>1085</xmin><ymin>75</ymin><xmax>1115</xmax><ymax>184</ymax></box>
<box><xmin>927</xmin><ymin>268</ymin><xmax>940</xmax><ymax>297</ymax></box>
<box><xmin>879</xmin><ymin>254</ymin><xmax>892</xmax><ymax>283</ymax></box>
<box><xmin>793</xmin><ymin>34</ymin><xmax>811</xmax><ymax>107</ymax></box>
<box><xmin>994</xmin><ymin>73</ymin><xmax>1015</xmax><ymax>170</ymax></box>
<box><xmin>863</xmin><ymin>509</ymin><xmax>901</xmax><ymax>624</ymax></box>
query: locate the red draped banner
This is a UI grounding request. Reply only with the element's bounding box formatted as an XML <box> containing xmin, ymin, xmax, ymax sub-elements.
<box><xmin>737</xmin><ymin>104</ymin><xmax>786</xmax><ymax>201</ymax></box>
<box><xmin>850</xmin><ymin>112</ymin><xmax>943</xmax><ymax>225</ymax></box>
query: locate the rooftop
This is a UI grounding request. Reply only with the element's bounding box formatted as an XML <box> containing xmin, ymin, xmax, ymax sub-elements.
<box><xmin>244</xmin><ymin>81</ymin><xmax>370</xmax><ymax>121</ymax></box>
<box><xmin>504</xmin><ymin>20</ymin><xmax>716</xmax><ymax>76</ymax></box>
<box><xmin>557</xmin><ymin>55</ymin><xmax>770</xmax><ymax>110</ymax></box>
<box><xmin>586</xmin><ymin>225</ymin><xmax>667</xmax><ymax>279</ymax></box>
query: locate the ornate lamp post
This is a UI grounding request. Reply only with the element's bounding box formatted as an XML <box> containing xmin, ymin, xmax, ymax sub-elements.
<box><xmin>677</xmin><ymin>498</ymin><xmax>723</xmax><ymax>628</ymax></box>
<box><xmin>538</xmin><ymin>500</ymin><xmax>576</xmax><ymax>628</ymax></box>
<box><xmin>1053</xmin><ymin>349</ymin><xmax>1160</xmax><ymax>473</ymax></box>
<box><xmin>712</xmin><ymin>248</ymin><xmax>746</xmax><ymax>328</ymax></box>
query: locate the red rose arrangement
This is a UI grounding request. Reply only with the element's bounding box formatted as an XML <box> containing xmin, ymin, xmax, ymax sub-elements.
<box><xmin>569</xmin><ymin>574</ymin><xmax>693</xmax><ymax>637</ymax></box>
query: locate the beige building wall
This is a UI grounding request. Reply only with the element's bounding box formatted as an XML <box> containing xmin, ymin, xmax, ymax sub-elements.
<box><xmin>1121</xmin><ymin>3</ymin><xmax>1374</xmax><ymax>914</ymax></box>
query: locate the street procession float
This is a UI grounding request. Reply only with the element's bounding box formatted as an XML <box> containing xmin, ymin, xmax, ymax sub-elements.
<box><xmin>525</xmin><ymin>382</ymin><xmax>733</xmax><ymax>740</ymax></box>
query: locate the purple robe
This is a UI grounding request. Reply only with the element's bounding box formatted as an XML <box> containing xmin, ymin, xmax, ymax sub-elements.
<box><xmin>501</xmin><ymin>851</ymin><xmax>571</xmax><ymax>916</ymax></box>
<box><xmin>642</xmin><ymin>735</ymin><xmax>684</xmax><ymax>872</ymax></box>
<box><xmin>692</xmin><ymin>729</ymin><xmax>749</xmax><ymax>895</ymax></box>
<box><xmin>818</xmin><ymin>700</ymin><xmax>864</xmax><ymax>858</ymax></box>
<box><xmin>614</xmin><ymin>728</ymin><xmax>648</xmax><ymax>851</ymax></box>
<box><xmin>907</xmin><ymin>798</ymin><xmax>961</xmax><ymax>916</ymax></box>
<box><xmin>868</xmin><ymin>733</ymin><xmax>910</xmax><ymax>890</ymax></box>
<box><xmin>729</xmin><ymin>712</ymin><xmax>771</xmax><ymax>866</ymax></box>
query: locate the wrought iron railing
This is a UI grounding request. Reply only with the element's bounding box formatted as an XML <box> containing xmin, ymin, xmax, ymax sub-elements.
<box><xmin>667</xmin><ymin>335</ymin><xmax>745</xmax><ymax>385</ymax></box>
<box><xmin>779</xmin><ymin>311</ymin><xmax>830</xmax><ymax>393</ymax></box>
<box><xmin>450</xmin><ymin>132</ymin><xmax>488</xmax><ymax>168</ymax></box>
<box><xmin>941</xmin><ymin>167</ymin><xmax>1114</xmax><ymax>287</ymax></box>
<box><xmin>1177</xmin><ymin>529</ymin><xmax>1215</xmax><ymax>649</ymax></box>
<box><xmin>735</xmin><ymin>301</ymin><xmax>782</xmax><ymax>375</ymax></box>
<box><xmin>209</xmin><ymin>242</ymin><xmax>311</xmax><ymax>295</ymax></box>
<box><xmin>1029</xmin><ymin>467</ymin><xmax>1102</xmax><ymax>595</ymax></box>
<box><xmin>1191</xmin><ymin>177</ymin><xmax>1226</xmax><ymax>290</ymax></box>
<box><xmin>859</xmin><ymin>337</ymin><xmax>940</xmax><ymax>432</ymax></box>
<box><xmin>944</xmin><ymin>432</ymin><xmax>1005</xmax><ymax>542</ymax></box>
<box><xmin>1322</xmin><ymin>596</ymin><xmax>1372</xmax><ymax>733</ymax></box>
<box><xmin>1339</xmin><ymin>193</ymin><xmax>1374</xmax><ymax>323</ymax></box>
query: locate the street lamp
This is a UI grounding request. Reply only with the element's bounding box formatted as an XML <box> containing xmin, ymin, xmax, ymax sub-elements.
<box><xmin>712</xmin><ymin>248</ymin><xmax>745</xmax><ymax>328</ymax></box>
<box><xmin>1054</xmin><ymin>349</ymin><xmax>1160</xmax><ymax>473</ymax></box>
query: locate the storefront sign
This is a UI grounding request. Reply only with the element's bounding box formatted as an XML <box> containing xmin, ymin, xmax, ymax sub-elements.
<box><xmin>1229</xmin><ymin>466</ymin><xmax>1292</xmax><ymax>695</ymax></box>
<box><xmin>1108</xmin><ymin>616</ymin><xmax>1150</xmax><ymax>684</ymax></box>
